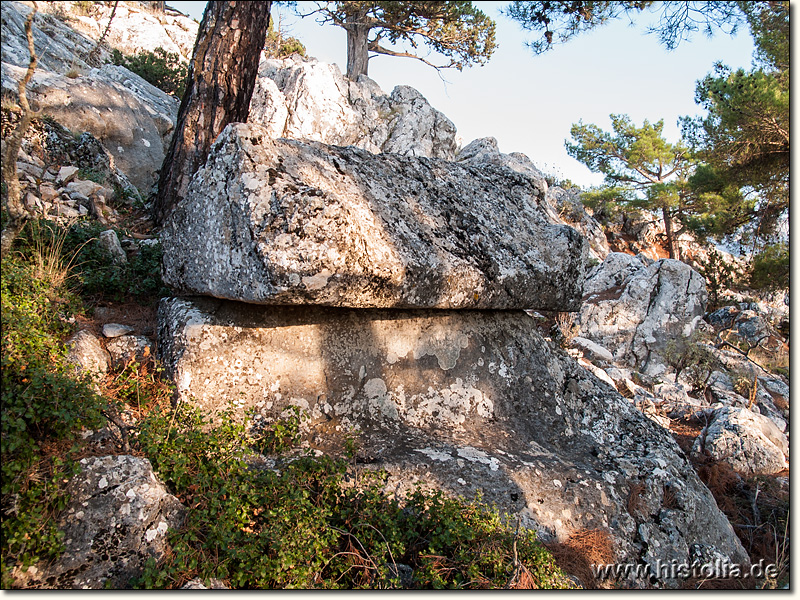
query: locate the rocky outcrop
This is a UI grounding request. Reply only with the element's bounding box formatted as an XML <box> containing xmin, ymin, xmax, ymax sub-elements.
<box><xmin>249</xmin><ymin>56</ymin><xmax>458</xmax><ymax>160</ymax></box>
<box><xmin>161</xmin><ymin>123</ymin><xmax>586</xmax><ymax>310</ymax></box>
<box><xmin>58</xmin><ymin>1</ymin><xmax>199</xmax><ymax>61</ymax></box>
<box><xmin>693</xmin><ymin>407</ymin><xmax>789</xmax><ymax>476</ymax></box>
<box><xmin>13</xmin><ymin>455</ymin><xmax>184</xmax><ymax>589</ymax></box>
<box><xmin>544</xmin><ymin>186</ymin><xmax>610</xmax><ymax>260</ymax></box>
<box><xmin>2</xmin><ymin>2</ymin><xmax>181</xmax><ymax>192</ymax></box>
<box><xmin>66</xmin><ymin>330</ymin><xmax>110</xmax><ymax>381</ymax></box>
<box><xmin>158</xmin><ymin>296</ymin><xmax>748</xmax><ymax>587</ymax></box>
<box><xmin>577</xmin><ymin>254</ymin><xmax>707</xmax><ymax>372</ymax></box>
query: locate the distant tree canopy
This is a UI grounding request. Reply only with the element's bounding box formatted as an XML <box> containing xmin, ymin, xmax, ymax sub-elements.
<box><xmin>566</xmin><ymin>115</ymin><xmax>696</xmax><ymax>260</ymax></box>
<box><xmin>299</xmin><ymin>1</ymin><xmax>497</xmax><ymax>80</ymax></box>
<box><xmin>681</xmin><ymin>1</ymin><xmax>788</xmax><ymax>240</ymax></box>
<box><xmin>504</xmin><ymin>1</ymin><xmax>751</xmax><ymax>54</ymax></box>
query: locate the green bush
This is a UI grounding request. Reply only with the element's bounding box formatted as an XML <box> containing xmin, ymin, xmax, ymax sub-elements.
<box><xmin>111</xmin><ymin>47</ymin><xmax>188</xmax><ymax>99</ymax></box>
<box><xmin>133</xmin><ymin>404</ymin><xmax>573</xmax><ymax>589</ymax></box>
<box><xmin>1</xmin><ymin>255</ymin><xmax>106</xmax><ymax>584</ymax></box>
<box><xmin>749</xmin><ymin>242</ymin><xmax>788</xmax><ymax>291</ymax></box>
<box><xmin>264</xmin><ymin>20</ymin><xmax>307</xmax><ymax>58</ymax></box>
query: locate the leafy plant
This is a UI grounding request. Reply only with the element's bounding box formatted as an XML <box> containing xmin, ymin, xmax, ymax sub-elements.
<box><xmin>662</xmin><ymin>332</ymin><xmax>718</xmax><ymax>391</ymax></box>
<box><xmin>1</xmin><ymin>253</ymin><xmax>106</xmax><ymax>583</ymax></box>
<box><xmin>111</xmin><ymin>47</ymin><xmax>188</xmax><ymax>99</ymax></box>
<box><xmin>133</xmin><ymin>403</ymin><xmax>573</xmax><ymax>589</ymax></box>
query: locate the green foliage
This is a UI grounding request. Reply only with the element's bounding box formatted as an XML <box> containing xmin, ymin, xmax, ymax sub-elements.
<box><xmin>681</xmin><ymin>2</ymin><xmax>788</xmax><ymax>242</ymax></box>
<box><xmin>61</xmin><ymin>221</ymin><xmax>167</xmax><ymax>303</ymax></box>
<box><xmin>264</xmin><ymin>18</ymin><xmax>307</xmax><ymax>58</ymax></box>
<box><xmin>305</xmin><ymin>2</ymin><xmax>496</xmax><ymax>77</ymax></box>
<box><xmin>695</xmin><ymin>248</ymin><xmax>739</xmax><ymax>311</ymax></box>
<box><xmin>134</xmin><ymin>404</ymin><xmax>573</xmax><ymax>589</ymax></box>
<box><xmin>505</xmin><ymin>1</ymin><xmax>745</xmax><ymax>54</ymax></box>
<box><xmin>1</xmin><ymin>254</ymin><xmax>106</xmax><ymax>582</ymax></box>
<box><xmin>251</xmin><ymin>405</ymin><xmax>303</xmax><ymax>454</ymax></box>
<box><xmin>662</xmin><ymin>331</ymin><xmax>718</xmax><ymax>391</ymax></box>
<box><xmin>749</xmin><ymin>242</ymin><xmax>788</xmax><ymax>291</ymax></box>
<box><xmin>566</xmin><ymin>114</ymin><xmax>694</xmax><ymax>257</ymax></box>
<box><xmin>111</xmin><ymin>47</ymin><xmax>188</xmax><ymax>99</ymax></box>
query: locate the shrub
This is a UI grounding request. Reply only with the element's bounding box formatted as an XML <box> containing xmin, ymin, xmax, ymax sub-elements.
<box><xmin>133</xmin><ymin>403</ymin><xmax>573</xmax><ymax>589</ymax></box>
<box><xmin>1</xmin><ymin>254</ymin><xmax>106</xmax><ymax>584</ymax></box>
<box><xmin>662</xmin><ymin>332</ymin><xmax>718</xmax><ymax>391</ymax></box>
<box><xmin>749</xmin><ymin>243</ymin><xmax>788</xmax><ymax>291</ymax></box>
<box><xmin>696</xmin><ymin>248</ymin><xmax>739</xmax><ymax>311</ymax></box>
<box><xmin>111</xmin><ymin>47</ymin><xmax>188</xmax><ymax>99</ymax></box>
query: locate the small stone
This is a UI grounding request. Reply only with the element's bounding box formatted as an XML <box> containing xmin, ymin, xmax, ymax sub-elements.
<box><xmin>98</xmin><ymin>230</ymin><xmax>128</xmax><ymax>265</ymax></box>
<box><xmin>39</xmin><ymin>184</ymin><xmax>60</xmax><ymax>202</ymax></box>
<box><xmin>102</xmin><ymin>323</ymin><xmax>134</xmax><ymax>338</ymax></box>
<box><xmin>58</xmin><ymin>166</ymin><xmax>80</xmax><ymax>184</ymax></box>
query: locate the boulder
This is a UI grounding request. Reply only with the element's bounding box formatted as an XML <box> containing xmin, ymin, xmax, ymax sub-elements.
<box><xmin>693</xmin><ymin>407</ymin><xmax>789</xmax><ymax>476</ymax></box>
<box><xmin>2</xmin><ymin>62</ymin><xmax>178</xmax><ymax>192</ymax></box>
<box><xmin>576</xmin><ymin>255</ymin><xmax>707</xmax><ymax>370</ymax></box>
<box><xmin>66</xmin><ymin>330</ymin><xmax>110</xmax><ymax>380</ymax></box>
<box><xmin>99</xmin><ymin>230</ymin><xmax>128</xmax><ymax>265</ymax></box>
<box><xmin>161</xmin><ymin>124</ymin><xmax>587</xmax><ymax>311</ymax></box>
<box><xmin>457</xmin><ymin>137</ymin><xmax>547</xmax><ymax>191</ymax></box>
<box><xmin>106</xmin><ymin>335</ymin><xmax>153</xmax><ymax>367</ymax></box>
<box><xmin>249</xmin><ymin>56</ymin><xmax>458</xmax><ymax>159</ymax></box>
<box><xmin>545</xmin><ymin>186</ymin><xmax>610</xmax><ymax>260</ymax></box>
<box><xmin>13</xmin><ymin>455</ymin><xmax>185</xmax><ymax>589</ymax></box>
<box><xmin>157</xmin><ymin>296</ymin><xmax>748</xmax><ymax>586</ymax></box>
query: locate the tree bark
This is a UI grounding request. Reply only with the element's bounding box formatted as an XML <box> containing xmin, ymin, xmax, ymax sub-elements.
<box><xmin>153</xmin><ymin>1</ymin><xmax>271</xmax><ymax>226</ymax></box>
<box><xmin>662</xmin><ymin>206</ymin><xmax>679</xmax><ymax>260</ymax></box>
<box><xmin>344</xmin><ymin>9</ymin><xmax>370</xmax><ymax>80</ymax></box>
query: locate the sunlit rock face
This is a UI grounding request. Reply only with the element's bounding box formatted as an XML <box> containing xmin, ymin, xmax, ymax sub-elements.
<box><xmin>158</xmin><ymin>296</ymin><xmax>749</xmax><ymax>587</ymax></box>
<box><xmin>576</xmin><ymin>253</ymin><xmax>708</xmax><ymax>372</ymax></box>
<box><xmin>161</xmin><ymin>123</ymin><xmax>587</xmax><ymax>310</ymax></box>
<box><xmin>249</xmin><ymin>56</ymin><xmax>458</xmax><ymax>160</ymax></box>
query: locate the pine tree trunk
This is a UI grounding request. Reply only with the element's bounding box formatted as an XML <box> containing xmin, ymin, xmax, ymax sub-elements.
<box><xmin>662</xmin><ymin>206</ymin><xmax>679</xmax><ymax>260</ymax></box>
<box><xmin>344</xmin><ymin>10</ymin><xmax>370</xmax><ymax>80</ymax></box>
<box><xmin>153</xmin><ymin>1</ymin><xmax>271</xmax><ymax>225</ymax></box>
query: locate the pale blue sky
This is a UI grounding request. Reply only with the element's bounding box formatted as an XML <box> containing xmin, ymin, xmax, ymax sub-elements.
<box><xmin>169</xmin><ymin>1</ymin><xmax>757</xmax><ymax>187</ymax></box>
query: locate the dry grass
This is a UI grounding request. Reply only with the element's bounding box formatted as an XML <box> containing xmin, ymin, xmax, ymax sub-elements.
<box><xmin>544</xmin><ymin>528</ymin><xmax>615</xmax><ymax>589</ymax></box>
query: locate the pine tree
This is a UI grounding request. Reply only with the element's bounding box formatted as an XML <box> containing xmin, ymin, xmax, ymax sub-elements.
<box><xmin>300</xmin><ymin>1</ymin><xmax>496</xmax><ymax>80</ymax></box>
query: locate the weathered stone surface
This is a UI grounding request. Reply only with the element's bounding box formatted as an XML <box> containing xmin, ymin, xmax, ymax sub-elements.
<box><xmin>102</xmin><ymin>323</ymin><xmax>135</xmax><ymax>338</ymax></box>
<box><xmin>576</xmin><ymin>255</ymin><xmax>707</xmax><ymax>370</ymax></box>
<box><xmin>106</xmin><ymin>335</ymin><xmax>153</xmax><ymax>367</ymax></box>
<box><xmin>158</xmin><ymin>296</ymin><xmax>748</xmax><ymax>586</ymax></box>
<box><xmin>14</xmin><ymin>455</ymin><xmax>184</xmax><ymax>589</ymax></box>
<box><xmin>545</xmin><ymin>186</ymin><xmax>610</xmax><ymax>260</ymax></box>
<box><xmin>249</xmin><ymin>56</ymin><xmax>458</xmax><ymax>159</ymax></box>
<box><xmin>99</xmin><ymin>230</ymin><xmax>128</xmax><ymax>265</ymax></box>
<box><xmin>2</xmin><ymin>62</ymin><xmax>178</xmax><ymax>191</ymax></box>
<box><xmin>181</xmin><ymin>578</ymin><xmax>229</xmax><ymax>590</ymax></box>
<box><xmin>571</xmin><ymin>336</ymin><xmax>614</xmax><ymax>366</ymax></box>
<box><xmin>66</xmin><ymin>330</ymin><xmax>110</xmax><ymax>379</ymax></box>
<box><xmin>693</xmin><ymin>407</ymin><xmax>789</xmax><ymax>476</ymax></box>
<box><xmin>161</xmin><ymin>123</ymin><xmax>586</xmax><ymax>310</ymax></box>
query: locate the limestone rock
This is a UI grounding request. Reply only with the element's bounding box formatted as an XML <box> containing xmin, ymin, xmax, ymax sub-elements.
<box><xmin>14</xmin><ymin>455</ymin><xmax>185</xmax><ymax>589</ymax></box>
<box><xmin>66</xmin><ymin>330</ymin><xmax>110</xmax><ymax>380</ymax></box>
<box><xmin>99</xmin><ymin>230</ymin><xmax>127</xmax><ymax>265</ymax></box>
<box><xmin>1</xmin><ymin>2</ymin><xmax>100</xmax><ymax>75</ymax></box>
<box><xmin>457</xmin><ymin>137</ymin><xmax>548</xmax><ymax>191</ymax></box>
<box><xmin>157</xmin><ymin>296</ymin><xmax>748</xmax><ymax>586</ymax></box>
<box><xmin>571</xmin><ymin>336</ymin><xmax>614</xmax><ymax>366</ymax></box>
<box><xmin>106</xmin><ymin>335</ymin><xmax>153</xmax><ymax>367</ymax></box>
<box><xmin>181</xmin><ymin>578</ymin><xmax>229</xmax><ymax>590</ymax></box>
<box><xmin>161</xmin><ymin>124</ymin><xmax>586</xmax><ymax>311</ymax></box>
<box><xmin>2</xmin><ymin>62</ymin><xmax>178</xmax><ymax>191</ymax></box>
<box><xmin>545</xmin><ymin>186</ymin><xmax>610</xmax><ymax>260</ymax></box>
<box><xmin>693</xmin><ymin>407</ymin><xmax>789</xmax><ymax>475</ymax></box>
<box><xmin>576</xmin><ymin>255</ymin><xmax>707</xmax><ymax>370</ymax></box>
<box><xmin>102</xmin><ymin>323</ymin><xmax>135</xmax><ymax>338</ymax></box>
<box><xmin>249</xmin><ymin>56</ymin><xmax>458</xmax><ymax>159</ymax></box>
